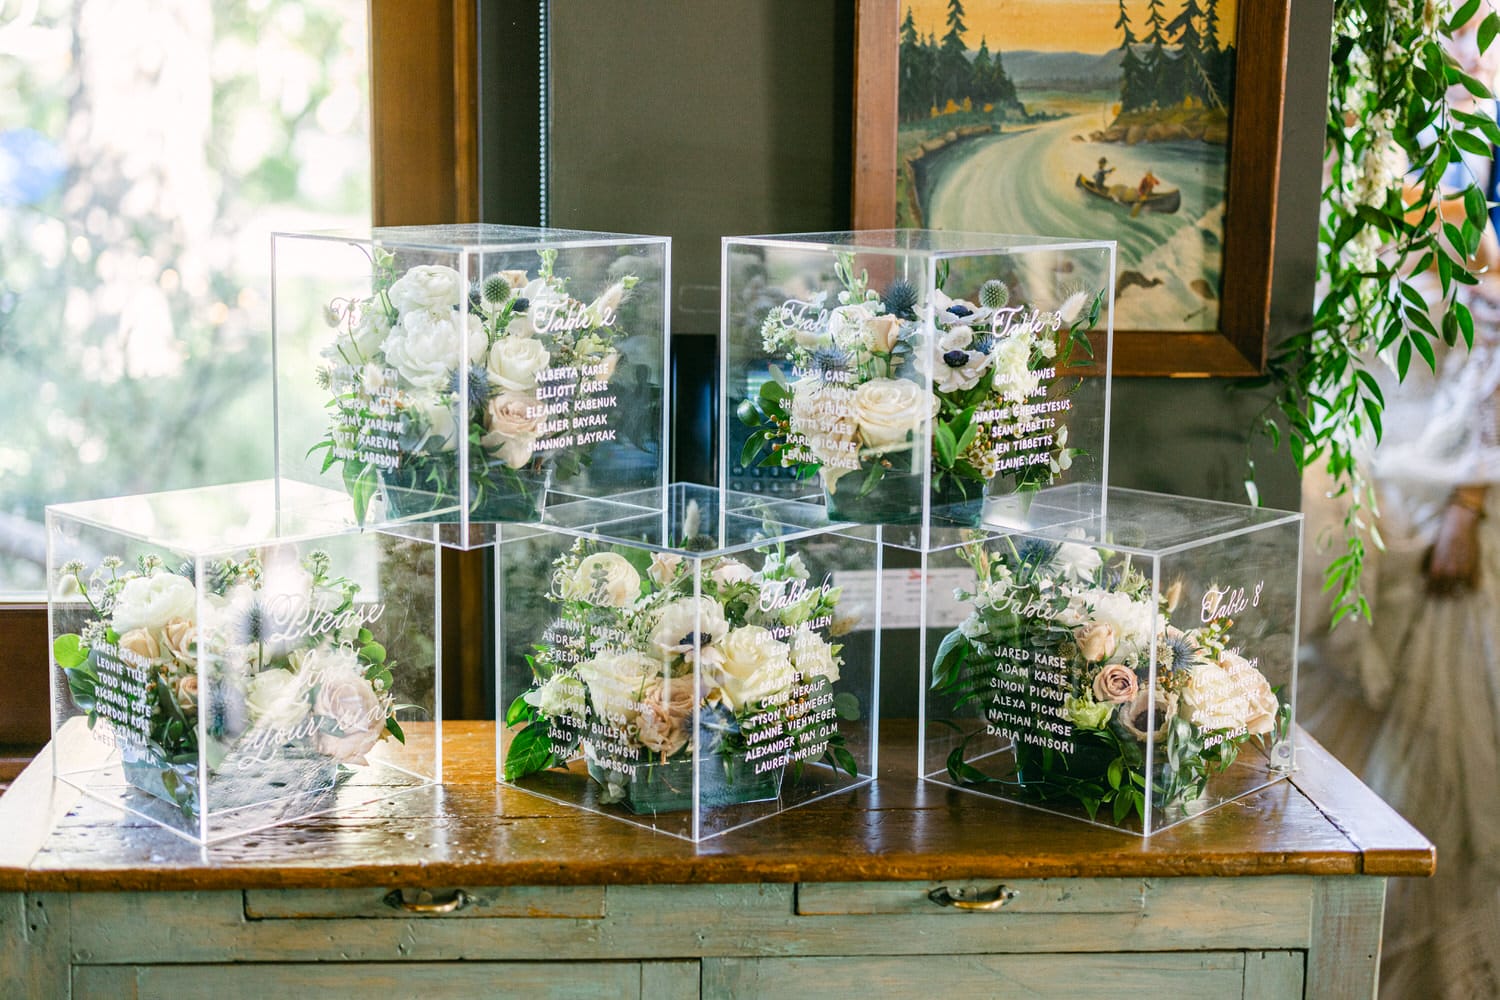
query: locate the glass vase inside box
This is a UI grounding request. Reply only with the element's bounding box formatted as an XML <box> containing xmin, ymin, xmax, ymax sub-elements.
<box><xmin>46</xmin><ymin>480</ymin><xmax>442</xmax><ymax>844</ymax></box>
<box><xmin>919</xmin><ymin>488</ymin><xmax>1301</xmax><ymax>837</ymax></box>
<box><xmin>722</xmin><ymin>230</ymin><xmax>1114</xmax><ymax>550</ymax></box>
<box><xmin>273</xmin><ymin>224</ymin><xmax>670</xmax><ymax>549</ymax></box>
<box><xmin>496</xmin><ymin>484</ymin><xmax>881</xmax><ymax>842</ymax></box>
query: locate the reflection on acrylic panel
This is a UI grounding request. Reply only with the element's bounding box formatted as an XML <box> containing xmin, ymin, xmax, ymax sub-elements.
<box><xmin>895</xmin><ymin>0</ymin><xmax>1236</xmax><ymax>332</ymax></box>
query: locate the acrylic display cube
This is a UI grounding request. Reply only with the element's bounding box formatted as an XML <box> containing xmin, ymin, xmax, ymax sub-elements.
<box><xmin>273</xmin><ymin>224</ymin><xmax>670</xmax><ymax>548</ymax></box>
<box><xmin>722</xmin><ymin>230</ymin><xmax>1113</xmax><ymax>549</ymax></box>
<box><xmin>46</xmin><ymin>481</ymin><xmax>441</xmax><ymax>843</ymax></box>
<box><xmin>497</xmin><ymin>484</ymin><xmax>880</xmax><ymax>842</ymax></box>
<box><xmin>919</xmin><ymin>488</ymin><xmax>1301</xmax><ymax>836</ymax></box>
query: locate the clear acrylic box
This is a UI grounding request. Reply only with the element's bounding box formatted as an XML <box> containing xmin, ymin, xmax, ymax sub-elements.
<box><xmin>46</xmin><ymin>481</ymin><xmax>442</xmax><ymax>843</ymax></box>
<box><xmin>920</xmin><ymin>488</ymin><xmax>1301</xmax><ymax>836</ymax></box>
<box><xmin>723</xmin><ymin>230</ymin><xmax>1113</xmax><ymax>549</ymax></box>
<box><xmin>497</xmin><ymin>484</ymin><xmax>880</xmax><ymax>842</ymax></box>
<box><xmin>273</xmin><ymin>224</ymin><xmax>670</xmax><ymax>548</ymax></box>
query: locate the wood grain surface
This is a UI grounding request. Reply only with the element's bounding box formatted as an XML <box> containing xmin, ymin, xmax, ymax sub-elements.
<box><xmin>0</xmin><ymin>722</ymin><xmax>1432</xmax><ymax>894</ymax></box>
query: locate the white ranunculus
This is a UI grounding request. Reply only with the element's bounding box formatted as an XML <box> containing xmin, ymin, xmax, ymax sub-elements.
<box><xmin>1178</xmin><ymin>661</ymin><xmax>1249</xmax><ymax>733</ymax></box>
<box><xmin>384</xmin><ymin>308</ymin><xmax>485</xmax><ymax>391</ymax></box>
<box><xmin>713</xmin><ymin>626</ymin><xmax>795</xmax><ymax>711</ymax></box>
<box><xmin>1081</xmin><ymin>589</ymin><xmax>1158</xmax><ymax>648</ymax></box>
<box><xmin>649</xmin><ymin>596</ymin><xmax>730</xmax><ymax>657</ymax></box>
<box><xmin>790</xmin><ymin>626</ymin><xmax>839</xmax><ymax>684</ymax></box>
<box><xmin>387</xmin><ymin>264</ymin><xmax>464</xmax><ymax>314</ymax></box>
<box><xmin>111</xmin><ymin>572</ymin><xmax>197</xmax><ymax>633</ymax></box>
<box><xmin>991</xmin><ymin>332</ymin><xmax>1039</xmax><ymax>398</ymax></box>
<box><xmin>486</xmin><ymin>336</ymin><xmax>552</xmax><ymax>392</ymax></box>
<box><xmin>523</xmin><ymin>671</ymin><xmax>587</xmax><ymax>721</ymax></box>
<box><xmin>853</xmin><ymin>377</ymin><xmax>934</xmax><ymax>452</ymax></box>
<box><xmin>561</xmin><ymin>552</ymin><xmax>641</xmax><ymax>608</ymax></box>
<box><xmin>245</xmin><ymin>668</ymin><xmax>311</xmax><ymax>732</ymax></box>
<box><xmin>576</xmin><ymin>649</ymin><xmax>658</xmax><ymax>721</ymax></box>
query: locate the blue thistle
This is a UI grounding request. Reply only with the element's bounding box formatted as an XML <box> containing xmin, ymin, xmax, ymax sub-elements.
<box><xmin>979</xmin><ymin>279</ymin><xmax>1010</xmax><ymax>310</ymax></box>
<box><xmin>481</xmin><ymin>274</ymin><xmax>513</xmax><ymax>305</ymax></box>
<box><xmin>972</xmin><ymin>333</ymin><xmax>996</xmax><ymax>355</ymax></box>
<box><xmin>812</xmin><ymin>345</ymin><xmax>853</xmax><ymax>384</ymax></box>
<box><xmin>882</xmin><ymin>279</ymin><xmax>919</xmax><ymax>319</ymax></box>
<box><xmin>451</xmin><ymin>364</ymin><xmax>490</xmax><ymax>414</ymax></box>
<box><xmin>1161</xmin><ymin>630</ymin><xmax>1200</xmax><ymax>673</ymax></box>
<box><xmin>1012</xmin><ymin>538</ymin><xmax>1060</xmax><ymax>573</ymax></box>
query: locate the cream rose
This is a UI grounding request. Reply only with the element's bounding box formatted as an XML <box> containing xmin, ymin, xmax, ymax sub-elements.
<box><xmin>562</xmin><ymin>552</ymin><xmax>641</xmax><ymax>608</ymax></box>
<box><xmin>710</xmin><ymin>559</ymin><xmax>755</xmax><ymax>587</ymax></box>
<box><xmin>649</xmin><ymin>596</ymin><xmax>730</xmax><ymax>657</ymax></box>
<box><xmin>387</xmin><ymin>264</ymin><xmax>464</xmax><ymax>314</ymax></box>
<box><xmin>482</xmin><ymin>391</ymin><xmax>542</xmax><ymax>468</ymax></box>
<box><xmin>499</xmin><ymin>269</ymin><xmax>530</xmax><ymax>290</ymax></box>
<box><xmin>1090</xmin><ymin>662</ymin><xmax>1138</xmax><ymax>704</ymax></box>
<box><xmin>576</xmin><ymin>649</ymin><xmax>657</xmax><ymax>721</ymax></box>
<box><xmin>245</xmin><ymin>669</ymin><xmax>311</xmax><ymax>731</ymax></box>
<box><xmin>790</xmin><ymin>378</ymin><xmax>860</xmax><ymax>491</ymax></box>
<box><xmin>161</xmin><ymin>617</ymin><xmax>197</xmax><ymax>667</ymax></box>
<box><xmin>1178</xmin><ymin>662</ymin><xmax>1249</xmax><ymax>732</ymax></box>
<box><xmin>714</xmin><ymin>626</ymin><xmax>795</xmax><ymax>710</ymax></box>
<box><xmin>112</xmin><ymin>573</ymin><xmax>196</xmax><ymax>633</ymax></box>
<box><xmin>116</xmin><ymin>627</ymin><xmax>161</xmax><ymax>667</ymax></box>
<box><xmin>1240</xmin><ymin>667</ymin><xmax>1281</xmax><ymax>736</ymax></box>
<box><xmin>636</xmin><ymin>676</ymin><xmax>696</xmax><ymax>756</ymax></box>
<box><xmin>1076</xmin><ymin>622</ymin><xmax>1119</xmax><ymax>664</ymax></box>
<box><xmin>384</xmin><ymin>308</ymin><xmax>485</xmax><ymax>391</ymax></box>
<box><xmin>868</xmin><ymin>314</ymin><xmax>902</xmax><ymax>353</ymax></box>
<box><xmin>648</xmin><ymin>552</ymin><xmax>684</xmax><ymax>586</ymax></box>
<box><xmin>853</xmin><ymin>377</ymin><xmax>933</xmax><ymax>452</ymax></box>
<box><xmin>790</xmin><ymin>626</ymin><xmax>840</xmax><ymax>684</ymax></box>
<box><xmin>313</xmin><ymin>664</ymin><xmax>387</xmax><ymax>765</ymax></box>
<box><xmin>486</xmin><ymin>336</ymin><xmax>552</xmax><ymax>392</ymax></box>
<box><xmin>174</xmin><ymin>674</ymin><xmax>200</xmax><ymax>713</ymax></box>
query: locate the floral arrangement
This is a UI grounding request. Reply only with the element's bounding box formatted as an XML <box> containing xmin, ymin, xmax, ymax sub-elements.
<box><xmin>504</xmin><ymin>524</ymin><xmax>861</xmax><ymax>813</ymax></box>
<box><xmin>313</xmin><ymin>248</ymin><xmax>637</xmax><ymax>521</ymax></box>
<box><xmin>1260</xmin><ymin>1</ymin><xmax>1496</xmax><ymax>623</ymax></box>
<box><xmin>931</xmin><ymin>536</ymin><xmax>1290</xmax><ymax>826</ymax></box>
<box><xmin>53</xmin><ymin>550</ymin><xmax>408</xmax><ymax>820</ymax></box>
<box><xmin>738</xmin><ymin>253</ymin><xmax>1102</xmax><ymax>522</ymax></box>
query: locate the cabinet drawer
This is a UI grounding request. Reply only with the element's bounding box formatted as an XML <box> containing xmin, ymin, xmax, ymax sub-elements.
<box><xmin>704</xmin><ymin>951</ymin><xmax>1304</xmax><ymax>999</ymax></box>
<box><xmin>797</xmin><ymin>878</ymin><xmax>1145</xmax><ymax>916</ymax></box>
<box><xmin>243</xmin><ymin>884</ymin><xmax>606</xmax><ymax>919</ymax></box>
<box><xmin>74</xmin><ymin>960</ymin><xmax>697</xmax><ymax>1000</ymax></box>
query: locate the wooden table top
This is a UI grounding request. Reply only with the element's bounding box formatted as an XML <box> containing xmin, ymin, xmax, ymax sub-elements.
<box><xmin>0</xmin><ymin>721</ymin><xmax>1433</xmax><ymax>893</ymax></box>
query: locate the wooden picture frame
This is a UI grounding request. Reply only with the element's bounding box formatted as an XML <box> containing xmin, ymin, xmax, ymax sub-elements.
<box><xmin>852</xmin><ymin>0</ymin><xmax>1291</xmax><ymax>376</ymax></box>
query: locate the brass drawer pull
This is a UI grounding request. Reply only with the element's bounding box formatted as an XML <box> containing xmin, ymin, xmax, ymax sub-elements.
<box><xmin>928</xmin><ymin>884</ymin><xmax>1017</xmax><ymax>911</ymax></box>
<box><xmin>384</xmin><ymin>888</ymin><xmax>470</xmax><ymax>914</ymax></box>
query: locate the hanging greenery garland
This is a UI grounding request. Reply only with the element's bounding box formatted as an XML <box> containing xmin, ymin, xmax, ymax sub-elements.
<box><xmin>1257</xmin><ymin>0</ymin><xmax>1499</xmax><ymax>624</ymax></box>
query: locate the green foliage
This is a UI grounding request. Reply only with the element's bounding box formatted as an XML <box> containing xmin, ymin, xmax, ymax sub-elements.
<box><xmin>1259</xmin><ymin>3</ymin><xmax>1497</xmax><ymax>624</ymax></box>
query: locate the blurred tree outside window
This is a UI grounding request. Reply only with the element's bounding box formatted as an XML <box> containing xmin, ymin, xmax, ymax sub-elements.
<box><xmin>0</xmin><ymin>0</ymin><xmax>370</xmax><ymax>594</ymax></box>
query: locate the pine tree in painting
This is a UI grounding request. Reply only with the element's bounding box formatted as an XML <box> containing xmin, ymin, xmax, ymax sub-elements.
<box><xmin>899</xmin><ymin>5</ymin><xmax>936</xmax><ymax>121</ymax></box>
<box><xmin>1115</xmin><ymin>0</ymin><xmax>1148</xmax><ymax>113</ymax></box>
<box><xmin>1140</xmin><ymin>0</ymin><xmax>1179</xmax><ymax>109</ymax></box>
<box><xmin>1168</xmin><ymin>0</ymin><xmax>1220</xmax><ymax>107</ymax></box>
<box><xmin>938</xmin><ymin>0</ymin><xmax>971</xmax><ymax>111</ymax></box>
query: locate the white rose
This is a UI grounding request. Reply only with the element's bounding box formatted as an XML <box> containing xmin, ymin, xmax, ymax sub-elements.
<box><xmin>416</xmin><ymin>394</ymin><xmax>460</xmax><ymax>453</ymax></box>
<box><xmin>1178</xmin><ymin>662</ymin><xmax>1249</xmax><ymax>732</ymax></box>
<box><xmin>384</xmin><ymin>308</ymin><xmax>485</xmax><ymax>391</ymax></box>
<box><xmin>714</xmin><ymin>626</ymin><xmax>795</xmax><ymax>711</ymax></box>
<box><xmin>311</xmin><ymin>654</ymin><xmax>387</xmax><ymax>765</ymax></box>
<box><xmin>576</xmin><ymin>649</ymin><xmax>658</xmax><ymax>721</ymax></box>
<box><xmin>853</xmin><ymin>377</ymin><xmax>934</xmax><ymax>452</ymax></box>
<box><xmin>1056</xmin><ymin>539</ymin><xmax>1102</xmax><ymax>582</ymax></box>
<box><xmin>111</xmin><ymin>573</ymin><xmax>197</xmax><ymax>633</ymax></box>
<box><xmin>649</xmin><ymin>596</ymin><xmax>730</xmax><ymax>657</ymax></box>
<box><xmin>790</xmin><ymin>626</ymin><xmax>840</xmax><ymax>684</ymax></box>
<box><xmin>561</xmin><ymin>552</ymin><xmax>641</xmax><ymax>608</ymax></box>
<box><xmin>790</xmin><ymin>378</ymin><xmax>859</xmax><ymax>492</ymax></box>
<box><xmin>710</xmin><ymin>559</ymin><xmax>755</xmax><ymax>587</ymax></box>
<box><xmin>387</xmin><ymin>264</ymin><xmax>464</xmax><ymax>314</ymax></box>
<box><xmin>245</xmin><ymin>668</ymin><xmax>311</xmax><ymax>731</ymax></box>
<box><xmin>1083</xmin><ymin>590</ymin><xmax>1158</xmax><ymax>648</ymax></box>
<box><xmin>523</xmin><ymin>671</ymin><xmax>587</xmax><ymax>720</ymax></box>
<box><xmin>486</xmin><ymin>336</ymin><xmax>553</xmax><ymax>392</ymax></box>
<box><xmin>1239</xmin><ymin>665</ymin><xmax>1281</xmax><ymax>736</ymax></box>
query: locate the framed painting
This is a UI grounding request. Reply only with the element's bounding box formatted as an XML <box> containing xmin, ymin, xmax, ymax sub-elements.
<box><xmin>852</xmin><ymin>0</ymin><xmax>1291</xmax><ymax>375</ymax></box>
